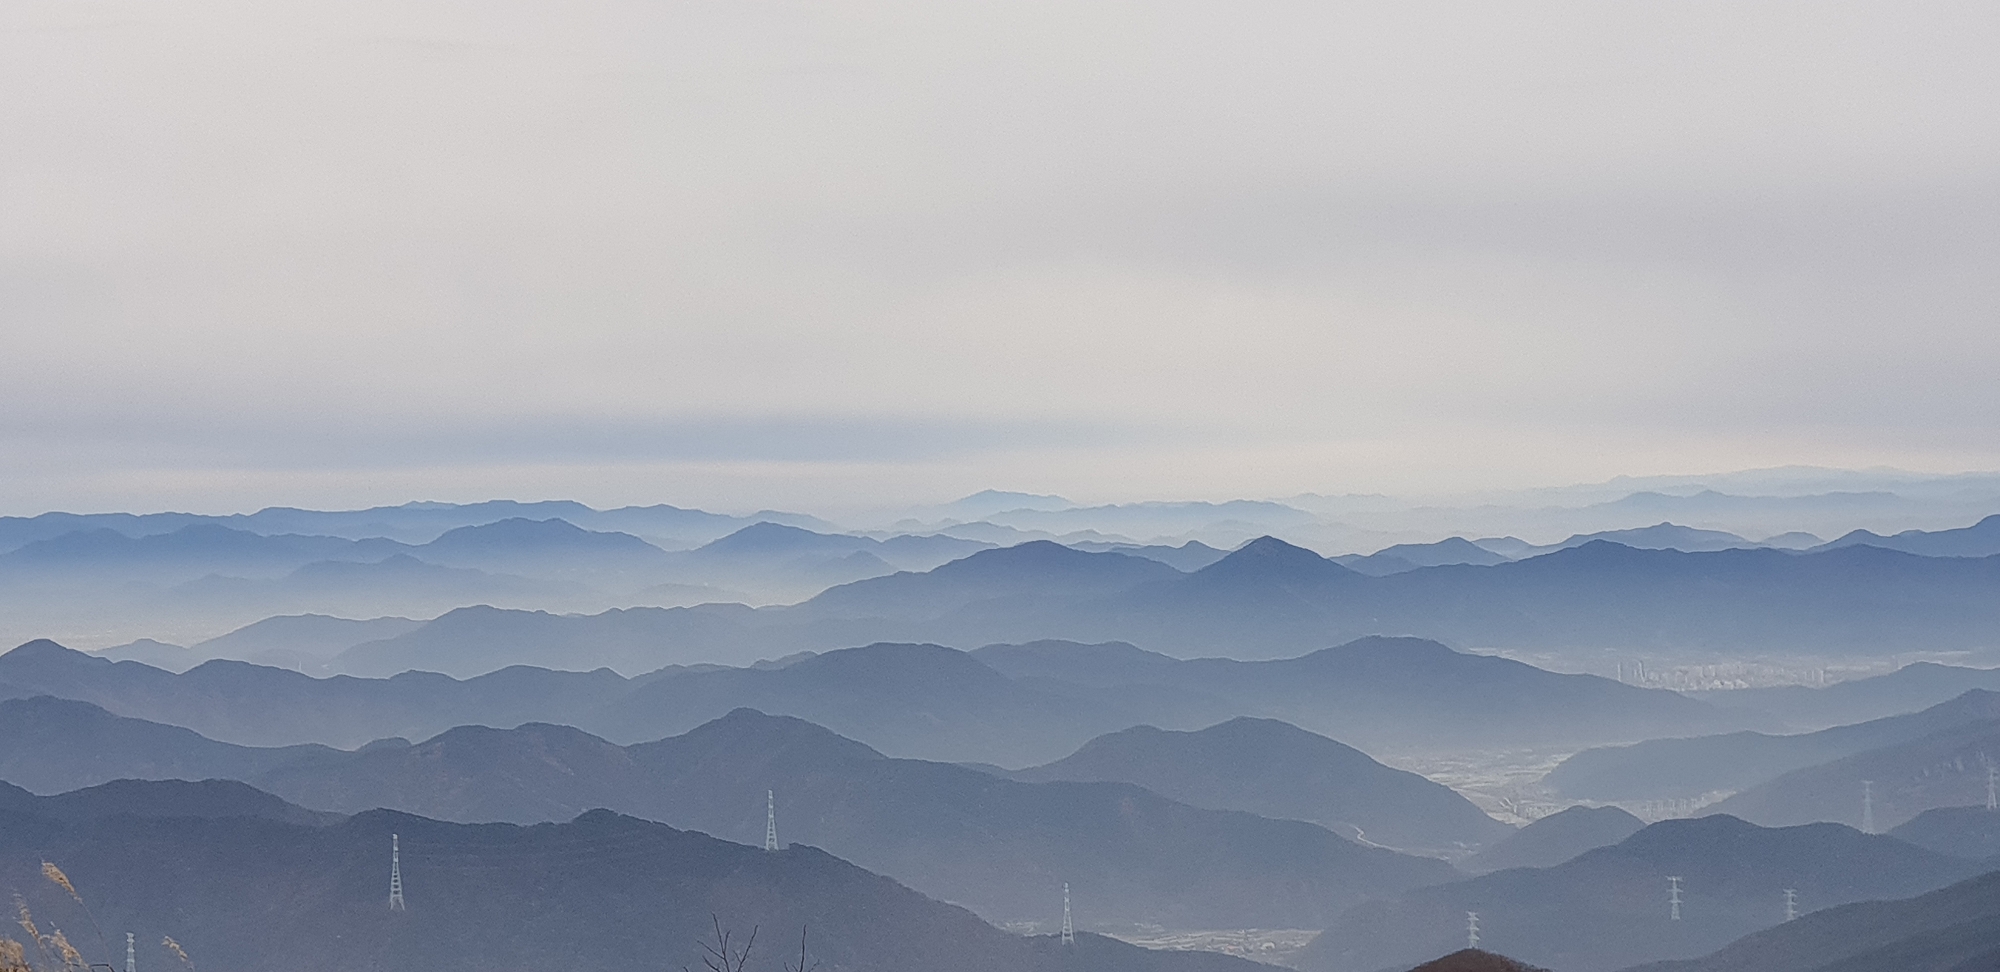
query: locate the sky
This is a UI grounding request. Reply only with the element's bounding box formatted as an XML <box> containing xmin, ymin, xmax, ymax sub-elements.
<box><xmin>3</xmin><ymin>0</ymin><xmax>1997</xmax><ymax>514</ymax></box>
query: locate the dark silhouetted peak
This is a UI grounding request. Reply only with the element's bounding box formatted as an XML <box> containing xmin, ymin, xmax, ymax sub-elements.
<box><xmin>1466</xmin><ymin>804</ymin><xmax>1644</xmax><ymax>872</ymax></box>
<box><xmin>3</xmin><ymin>638</ymin><xmax>99</xmax><ymax>665</ymax></box>
<box><xmin>1405</xmin><ymin>950</ymin><xmax>1549</xmax><ymax>972</ymax></box>
<box><xmin>36</xmin><ymin>778</ymin><xmax>338</xmax><ymax>826</ymax></box>
<box><xmin>666</xmin><ymin>707</ymin><xmax>884</xmax><ymax>763</ymax></box>
<box><xmin>1298</xmin><ymin>635</ymin><xmax>1461</xmax><ymax>668</ymax></box>
<box><xmin>423</xmin><ymin>517</ymin><xmax>659</xmax><ymax>555</ymax></box>
<box><xmin>1200</xmin><ymin>536</ymin><xmax>1351</xmax><ymax>579</ymax></box>
<box><xmin>791</xmin><ymin>642</ymin><xmax>1013</xmax><ymax>688</ymax></box>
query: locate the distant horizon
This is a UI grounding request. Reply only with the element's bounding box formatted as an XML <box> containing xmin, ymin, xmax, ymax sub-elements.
<box><xmin>8</xmin><ymin>461</ymin><xmax>2000</xmax><ymax>522</ymax></box>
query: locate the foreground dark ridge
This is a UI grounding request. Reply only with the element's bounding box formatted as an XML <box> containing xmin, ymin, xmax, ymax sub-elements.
<box><xmin>0</xmin><ymin>780</ymin><xmax>1264</xmax><ymax>972</ymax></box>
<box><xmin>0</xmin><ymin>699</ymin><xmax>1458</xmax><ymax>927</ymax></box>
<box><xmin>1622</xmin><ymin>868</ymin><xmax>2000</xmax><ymax>972</ymax></box>
<box><xmin>1299</xmin><ymin>814</ymin><xmax>1982</xmax><ymax>972</ymax></box>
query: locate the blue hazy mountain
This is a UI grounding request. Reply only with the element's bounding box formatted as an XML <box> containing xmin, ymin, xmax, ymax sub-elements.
<box><xmin>0</xmin><ymin>789</ymin><xmax>1263</xmax><ymax>972</ymax></box>
<box><xmin>0</xmin><ymin>639</ymin><xmax>628</xmax><ymax>749</ymax></box>
<box><xmin>971</xmin><ymin>637</ymin><xmax>1728</xmax><ymax>753</ymax></box>
<box><xmin>582</xmin><ymin>642</ymin><xmax>1186</xmax><ymax>765</ymax></box>
<box><xmin>0</xmin><ymin>776</ymin><xmax>338</xmax><ymax>825</ymax></box>
<box><xmin>1007</xmin><ymin>717</ymin><xmax>1512</xmax><ymax>853</ymax></box>
<box><xmin>415</xmin><ymin>517</ymin><xmax>673</xmax><ymax>569</ymax></box>
<box><xmin>0</xmin><ymin>524</ymin><xmax>406</xmax><ymax>580</ymax></box>
<box><xmin>182</xmin><ymin>613</ymin><xmax>425</xmax><ymax>670</ymax></box>
<box><xmin>1544</xmin><ymin>523</ymin><xmax>1760</xmax><ymax>553</ymax></box>
<box><xmin>1543</xmin><ymin>690</ymin><xmax>2000</xmax><ymax>803</ymax></box>
<box><xmin>0</xmin><ymin>636</ymin><xmax>1729</xmax><ymax>762</ymax></box>
<box><xmin>1886</xmin><ymin>806</ymin><xmax>2000</xmax><ymax>861</ymax></box>
<box><xmin>1463</xmin><ymin>805</ymin><xmax>1646</xmax><ymax>873</ymax></box>
<box><xmin>1711</xmin><ymin>717</ymin><xmax>2000</xmax><ymax>830</ymax></box>
<box><xmin>799</xmin><ymin>540</ymin><xmax>1183</xmax><ymax>621</ymax></box>
<box><xmin>669</xmin><ymin>522</ymin><xmax>995</xmax><ymax>596</ymax></box>
<box><xmin>287</xmin><ymin>709</ymin><xmax>1458</xmax><ymax>928</ymax></box>
<box><xmin>0</xmin><ymin>500</ymin><xmax>815</xmax><ymax>549</ymax></box>
<box><xmin>0</xmin><ymin>700</ymin><xmax>1456</xmax><ymax>929</ymax></box>
<box><xmin>328</xmin><ymin>602</ymin><xmax>775</xmax><ymax>678</ymax></box>
<box><xmin>1695</xmin><ymin>662</ymin><xmax>2000</xmax><ymax>732</ymax></box>
<box><xmin>1335</xmin><ymin>537</ymin><xmax>1513</xmax><ymax>576</ymax></box>
<box><xmin>1297</xmin><ymin>815</ymin><xmax>1982</xmax><ymax>972</ymax></box>
<box><xmin>1816</xmin><ymin>512</ymin><xmax>2000</xmax><ymax>558</ymax></box>
<box><xmin>769</xmin><ymin>535</ymin><xmax>2000</xmax><ymax>659</ymax></box>
<box><xmin>95</xmin><ymin>637</ymin><xmax>204</xmax><ymax>671</ymax></box>
<box><xmin>0</xmin><ymin>695</ymin><xmax>347</xmax><ymax>791</ymax></box>
<box><xmin>1067</xmin><ymin>539</ymin><xmax>1231</xmax><ymax>571</ymax></box>
<box><xmin>1620</xmin><ymin>868</ymin><xmax>2000</xmax><ymax>972</ymax></box>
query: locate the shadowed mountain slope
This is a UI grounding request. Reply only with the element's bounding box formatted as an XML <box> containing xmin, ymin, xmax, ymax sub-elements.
<box><xmin>0</xmin><ymin>795</ymin><xmax>1264</xmax><ymax>972</ymax></box>
<box><xmin>1693</xmin><ymin>662</ymin><xmax>2000</xmax><ymax>732</ymax></box>
<box><xmin>1297</xmin><ymin>815</ymin><xmax>1982</xmax><ymax>972</ymax></box>
<box><xmin>264</xmin><ymin>710</ymin><xmax>1463</xmax><ymax>927</ymax></box>
<box><xmin>0</xmin><ymin>696</ymin><xmax>348</xmax><ymax>792</ymax></box>
<box><xmin>1463</xmin><ymin>805</ymin><xmax>1646</xmax><ymax>873</ymax></box>
<box><xmin>0</xmin><ymin>776</ymin><xmax>337</xmax><ymax>825</ymax></box>
<box><xmin>1009</xmin><ymin>717</ymin><xmax>1511</xmax><ymax>853</ymax></box>
<box><xmin>975</xmin><ymin>637</ymin><xmax>1730</xmax><ymax>753</ymax></box>
<box><xmin>1544</xmin><ymin>690</ymin><xmax>2000</xmax><ymax>802</ymax></box>
<box><xmin>1711</xmin><ymin>718</ymin><xmax>2000</xmax><ymax>830</ymax></box>
<box><xmin>0</xmin><ymin>638</ymin><xmax>629</xmax><ymax>749</ymax></box>
<box><xmin>1816</xmin><ymin>513</ymin><xmax>2000</xmax><ymax>558</ymax></box>
<box><xmin>1409</xmin><ymin>952</ymin><xmax>1551</xmax><ymax>972</ymax></box>
<box><xmin>798</xmin><ymin>540</ymin><xmax>1183</xmax><ymax>621</ymax></box>
<box><xmin>0</xmin><ymin>703</ymin><xmax>1459</xmax><ymax>929</ymax></box>
<box><xmin>1621</xmin><ymin>869</ymin><xmax>2000</xmax><ymax>972</ymax></box>
<box><xmin>1886</xmin><ymin>806</ymin><xmax>2000</xmax><ymax>861</ymax></box>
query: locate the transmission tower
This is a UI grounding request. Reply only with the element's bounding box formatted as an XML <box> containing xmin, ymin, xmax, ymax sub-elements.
<box><xmin>1987</xmin><ymin>762</ymin><xmax>1997</xmax><ymax>811</ymax></box>
<box><xmin>1667</xmin><ymin>877</ymin><xmax>1682</xmax><ymax>921</ymax></box>
<box><xmin>1465</xmin><ymin>912</ymin><xmax>1480</xmax><ymax>950</ymax></box>
<box><xmin>765</xmin><ymin>790</ymin><xmax>779</xmax><ymax>851</ymax></box>
<box><xmin>126</xmin><ymin>932</ymin><xmax>135</xmax><ymax>972</ymax></box>
<box><xmin>1060</xmin><ymin>883</ymin><xmax>1074</xmax><ymax>945</ymax></box>
<box><xmin>1861</xmin><ymin>781</ymin><xmax>1875</xmax><ymax>834</ymax></box>
<box><xmin>389</xmin><ymin>834</ymin><xmax>406</xmax><ymax>912</ymax></box>
<box><xmin>1782</xmin><ymin>889</ymin><xmax>1798</xmax><ymax>922</ymax></box>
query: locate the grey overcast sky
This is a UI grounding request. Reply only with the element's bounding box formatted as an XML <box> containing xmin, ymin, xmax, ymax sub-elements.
<box><xmin>2</xmin><ymin>0</ymin><xmax>1996</xmax><ymax>513</ymax></box>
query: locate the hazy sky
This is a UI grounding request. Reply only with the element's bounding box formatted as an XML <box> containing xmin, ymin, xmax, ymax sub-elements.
<box><xmin>3</xmin><ymin>0</ymin><xmax>1997</xmax><ymax>514</ymax></box>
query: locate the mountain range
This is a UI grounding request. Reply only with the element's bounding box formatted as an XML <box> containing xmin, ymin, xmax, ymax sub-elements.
<box><xmin>1297</xmin><ymin>814</ymin><xmax>1983</xmax><ymax>972</ymax></box>
<box><xmin>1542</xmin><ymin>690</ymin><xmax>2000</xmax><ymax>803</ymax></box>
<box><xmin>0</xmin><ymin>779</ymin><xmax>1261</xmax><ymax>972</ymax></box>
<box><xmin>1622</xmin><ymin>868</ymin><xmax>2000</xmax><ymax>972</ymax></box>
<box><xmin>1</xmin><ymin>636</ymin><xmax>1726</xmax><ymax>761</ymax></box>
<box><xmin>1462</xmin><ymin>805</ymin><xmax>1646</xmax><ymax>873</ymax></box>
<box><xmin>266</xmin><ymin>536</ymin><xmax>2000</xmax><ymax>674</ymax></box>
<box><xmin>1006</xmin><ymin>716</ymin><xmax>1512</xmax><ymax>853</ymax></box>
<box><xmin>1710</xmin><ymin>717</ymin><xmax>2000</xmax><ymax>831</ymax></box>
<box><xmin>1886</xmin><ymin>806</ymin><xmax>2000</xmax><ymax>862</ymax></box>
<box><xmin>0</xmin><ymin>697</ymin><xmax>1460</xmax><ymax>928</ymax></box>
